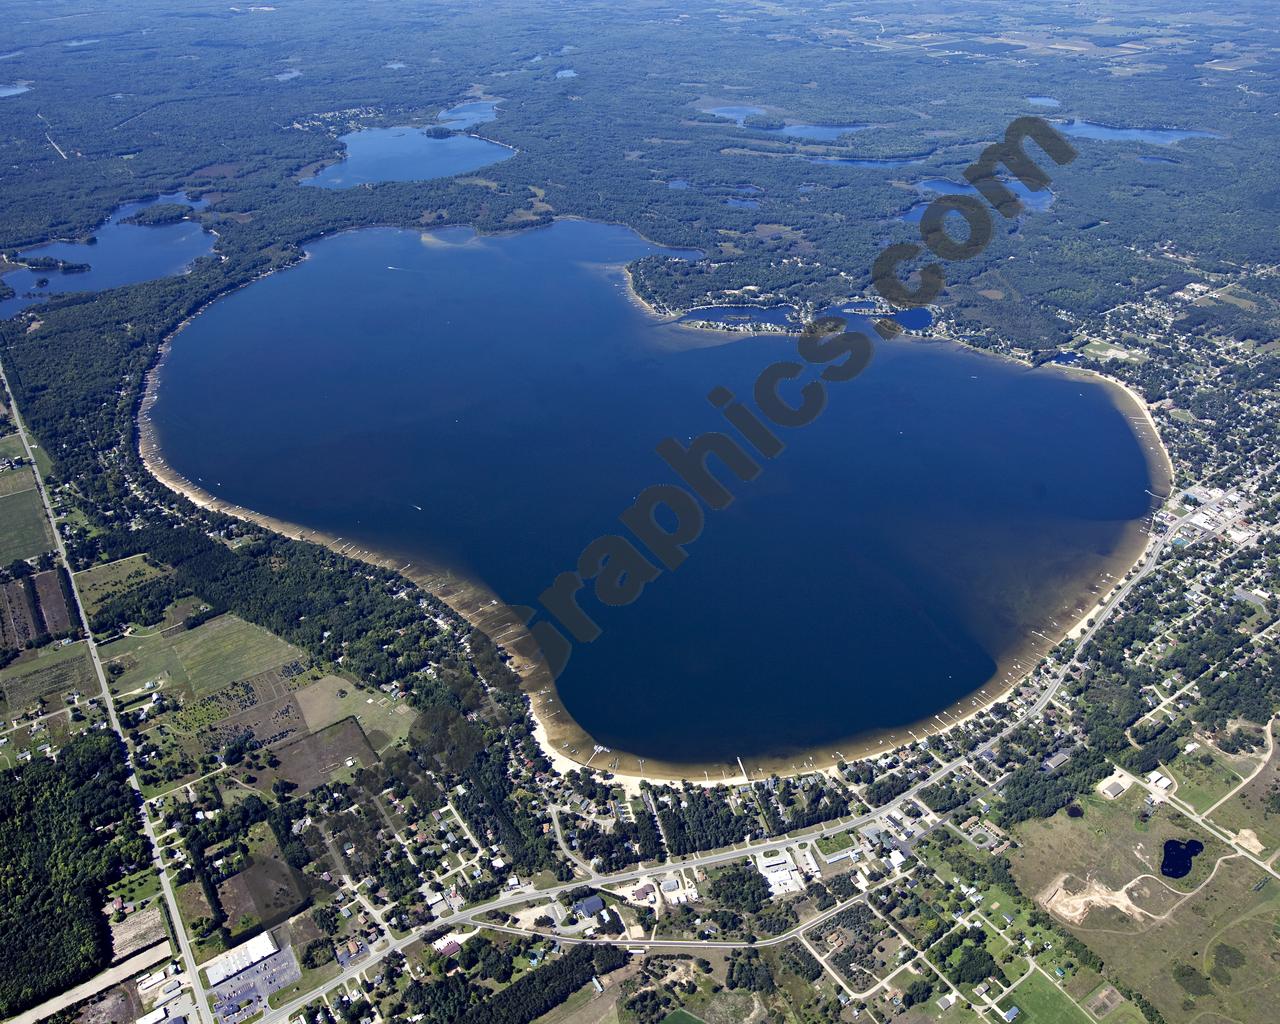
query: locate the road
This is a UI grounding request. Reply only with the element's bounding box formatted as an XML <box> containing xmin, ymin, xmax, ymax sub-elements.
<box><xmin>0</xmin><ymin>358</ymin><xmax>214</xmax><ymax>1024</ymax></box>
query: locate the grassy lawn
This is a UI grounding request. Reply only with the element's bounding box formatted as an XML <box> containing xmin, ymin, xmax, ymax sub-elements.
<box><xmin>267</xmin><ymin>959</ymin><xmax>342</xmax><ymax>1009</ymax></box>
<box><xmin>75</xmin><ymin>553</ymin><xmax>172</xmax><ymax>619</ymax></box>
<box><xmin>0</xmin><ymin>486</ymin><xmax>52</xmax><ymax>562</ymax></box>
<box><xmin>816</xmin><ymin>830</ymin><xmax>855</xmax><ymax>855</ymax></box>
<box><xmin>0</xmin><ymin>465</ymin><xmax>37</xmax><ymax>497</ymax></box>
<box><xmin>998</xmin><ymin>969</ymin><xmax>1091</xmax><ymax>1024</ymax></box>
<box><xmin>0</xmin><ymin>433</ymin><xmax>25</xmax><ymax>460</ymax></box>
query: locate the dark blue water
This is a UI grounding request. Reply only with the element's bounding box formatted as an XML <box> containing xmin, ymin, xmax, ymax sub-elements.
<box><xmin>1160</xmin><ymin>839</ymin><xmax>1204</xmax><ymax>879</ymax></box>
<box><xmin>724</xmin><ymin>197</ymin><xmax>760</xmax><ymax>210</ymax></box>
<box><xmin>151</xmin><ymin>221</ymin><xmax>1157</xmax><ymax>765</ymax></box>
<box><xmin>1060</xmin><ymin>119</ymin><xmax>1221</xmax><ymax>146</ymax></box>
<box><xmin>301</xmin><ymin>127</ymin><xmax>512</xmax><ymax>189</ymax></box>
<box><xmin>0</xmin><ymin>192</ymin><xmax>212</xmax><ymax>320</ymax></box>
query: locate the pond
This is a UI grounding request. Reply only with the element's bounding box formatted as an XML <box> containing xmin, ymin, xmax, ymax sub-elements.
<box><xmin>1160</xmin><ymin>838</ymin><xmax>1204</xmax><ymax>879</ymax></box>
<box><xmin>0</xmin><ymin>192</ymin><xmax>213</xmax><ymax>320</ymax></box>
<box><xmin>300</xmin><ymin>127</ymin><xmax>512</xmax><ymax>189</ymax></box>
<box><xmin>150</xmin><ymin>219</ymin><xmax>1161</xmax><ymax>770</ymax></box>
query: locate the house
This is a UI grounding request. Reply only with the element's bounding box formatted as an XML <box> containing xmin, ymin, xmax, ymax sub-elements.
<box><xmin>1003</xmin><ymin>1008</ymin><xmax>1021</xmax><ymax>1022</ymax></box>
<box><xmin>937</xmin><ymin>993</ymin><xmax>956</xmax><ymax>1010</ymax></box>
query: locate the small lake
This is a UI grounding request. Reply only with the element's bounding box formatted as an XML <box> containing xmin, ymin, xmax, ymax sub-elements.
<box><xmin>151</xmin><ymin>219</ymin><xmax>1159</xmax><ymax>767</ymax></box>
<box><xmin>0</xmin><ymin>192</ymin><xmax>212</xmax><ymax>320</ymax></box>
<box><xmin>439</xmin><ymin>100</ymin><xmax>498</xmax><ymax>130</ymax></box>
<box><xmin>700</xmin><ymin>104</ymin><xmax>765</xmax><ymax>125</ymax></box>
<box><xmin>909</xmin><ymin>176</ymin><xmax>1055</xmax><ymax>215</ymax></box>
<box><xmin>1161</xmin><ymin>838</ymin><xmax>1204</xmax><ymax>879</ymax></box>
<box><xmin>723</xmin><ymin>197</ymin><xmax>760</xmax><ymax>210</ymax></box>
<box><xmin>808</xmin><ymin>156</ymin><xmax>923</xmax><ymax>170</ymax></box>
<box><xmin>300</xmin><ymin>127</ymin><xmax>512</xmax><ymax>189</ymax></box>
<box><xmin>699</xmin><ymin>105</ymin><xmax>868</xmax><ymax>141</ymax></box>
<box><xmin>1060</xmin><ymin>119</ymin><xmax>1221</xmax><ymax>146</ymax></box>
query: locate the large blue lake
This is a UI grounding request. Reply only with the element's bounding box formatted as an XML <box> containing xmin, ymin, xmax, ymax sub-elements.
<box><xmin>150</xmin><ymin>220</ymin><xmax>1159</xmax><ymax>769</ymax></box>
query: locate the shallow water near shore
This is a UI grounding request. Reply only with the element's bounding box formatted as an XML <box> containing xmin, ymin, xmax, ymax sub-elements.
<box><xmin>149</xmin><ymin>219</ymin><xmax>1161</xmax><ymax>770</ymax></box>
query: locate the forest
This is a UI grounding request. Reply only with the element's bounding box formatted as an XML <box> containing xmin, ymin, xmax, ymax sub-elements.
<box><xmin>0</xmin><ymin>733</ymin><xmax>148</xmax><ymax>1017</ymax></box>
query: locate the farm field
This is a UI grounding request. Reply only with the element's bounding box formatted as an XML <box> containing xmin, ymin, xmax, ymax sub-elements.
<box><xmin>75</xmin><ymin>553</ymin><xmax>172</xmax><ymax>619</ymax></box>
<box><xmin>0</xmin><ymin>486</ymin><xmax>53</xmax><ymax>563</ymax></box>
<box><xmin>295</xmin><ymin>674</ymin><xmax>417</xmax><ymax>752</ymax></box>
<box><xmin>102</xmin><ymin>611</ymin><xmax>304</xmax><ymax>702</ymax></box>
<box><xmin>248</xmin><ymin>716</ymin><xmax>379</xmax><ymax>794</ymax></box>
<box><xmin>0</xmin><ymin>641</ymin><xmax>95</xmax><ymax>720</ymax></box>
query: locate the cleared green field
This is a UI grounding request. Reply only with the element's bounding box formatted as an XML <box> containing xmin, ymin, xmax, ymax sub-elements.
<box><xmin>295</xmin><ymin>675</ymin><xmax>416</xmax><ymax>752</ymax></box>
<box><xmin>0</xmin><ymin>643</ymin><xmax>96</xmax><ymax>718</ymax></box>
<box><xmin>0</xmin><ymin>433</ymin><xmax>24</xmax><ymax>461</ymax></box>
<box><xmin>660</xmin><ymin>1012</ymin><xmax>706</xmax><ymax>1024</ymax></box>
<box><xmin>0</xmin><ymin>487</ymin><xmax>52</xmax><ymax>563</ymax></box>
<box><xmin>0</xmin><ymin>465</ymin><xmax>36</xmax><ymax>497</ymax></box>
<box><xmin>75</xmin><ymin>553</ymin><xmax>172</xmax><ymax>619</ymax></box>
<box><xmin>102</xmin><ymin>612</ymin><xmax>303</xmax><ymax>700</ymax></box>
<box><xmin>1165</xmin><ymin>749</ymin><xmax>1243</xmax><ymax>814</ymax></box>
<box><xmin>998</xmin><ymin>969</ymin><xmax>1091</xmax><ymax>1024</ymax></box>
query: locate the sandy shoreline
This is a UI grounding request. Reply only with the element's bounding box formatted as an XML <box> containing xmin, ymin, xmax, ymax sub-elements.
<box><xmin>135</xmin><ymin>229</ymin><xmax>1174</xmax><ymax>790</ymax></box>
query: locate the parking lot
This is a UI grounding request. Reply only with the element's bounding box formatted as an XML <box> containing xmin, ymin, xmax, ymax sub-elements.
<box><xmin>211</xmin><ymin>947</ymin><xmax>301</xmax><ymax>1024</ymax></box>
